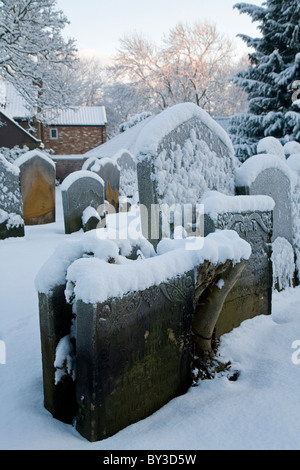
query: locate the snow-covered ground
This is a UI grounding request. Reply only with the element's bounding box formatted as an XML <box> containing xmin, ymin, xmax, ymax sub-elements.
<box><xmin>0</xmin><ymin>188</ymin><xmax>300</xmax><ymax>450</ymax></box>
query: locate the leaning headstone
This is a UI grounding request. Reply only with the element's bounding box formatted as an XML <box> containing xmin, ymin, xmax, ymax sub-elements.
<box><xmin>14</xmin><ymin>150</ymin><xmax>56</xmax><ymax>225</ymax></box>
<box><xmin>83</xmin><ymin>157</ymin><xmax>120</xmax><ymax>213</ymax></box>
<box><xmin>136</xmin><ymin>102</ymin><xmax>237</xmax><ymax>249</ymax></box>
<box><xmin>235</xmin><ymin>154</ymin><xmax>293</xmax><ymax>244</ymax></box>
<box><xmin>82</xmin><ymin>206</ymin><xmax>101</xmax><ymax>232</ymax></box>
<box><xmin>0</xmin><ymin>154</ymin><xmax>24</xmax><ymax>239</ymax></box>
<box><xmin>113</xmin><ymin>150</ymin><xmax>138</xmax><ymax>207</ymax></box>
<box><xmin>61</xmin><ymin>171</ymin><xmax>105</xmax><ymax>234</ymax></box>
<box><xmin>201</xmin><ymin>191</ymin><xmax>274</xmax><ymax>337</ymax></box>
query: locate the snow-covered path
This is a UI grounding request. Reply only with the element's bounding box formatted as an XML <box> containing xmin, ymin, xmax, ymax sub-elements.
<box><xmin>0</xmin><ymin>189</ymin><xmax>300</xmax><ymax>450</ymax></box>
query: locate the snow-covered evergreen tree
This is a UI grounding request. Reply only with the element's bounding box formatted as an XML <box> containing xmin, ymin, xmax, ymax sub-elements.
<box><xmin>229</xmin><ymin>0</ymin><xmax>300</xmax><ymax>161</ymax></box>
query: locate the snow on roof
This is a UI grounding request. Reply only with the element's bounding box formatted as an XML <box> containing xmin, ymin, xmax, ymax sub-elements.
<box><xmin>84</xmin><ymin>116</ymin><xmax>154</xmax><ymax>159</ymax></box>
<box><xmin>44</xmin><ymin>106</ymin><xmax>107</xmax><ymax>126</ymax></box>
<box><xmin>0</xmin><ymin>81</ymin><xmax>34</xmax><ymax>119</ymax></box>
<box><xmin>0</xmin><ymin>109</ymin><xmax>40</xmax><ymax>143</ymax></box>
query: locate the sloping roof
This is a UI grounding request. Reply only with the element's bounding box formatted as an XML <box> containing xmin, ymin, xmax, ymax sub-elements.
<box><xmin>44</xmin><ymin>106</ymin><xmax>107</xmax><ymax>126</ymax></box>
<box><xmin>0</xmin><ymin>109</ymin><xmax>40</xmax><ymax>143</ymax></box>
<box><xmin>0</xmin><ymin>81</ymin><xmax>34</xmax><ymax>119</ymax></box>
<box><xmin>85</xmin><ymin>115</ymin><xmax>154</xmax><ymax>159</ymax></box>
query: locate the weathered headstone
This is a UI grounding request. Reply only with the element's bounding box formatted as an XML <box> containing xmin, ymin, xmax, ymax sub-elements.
<box><xmin>113</xmin><ymin>150</ymin><xmax>138</xmax><ymax>207</ymax></box>
<box><xmin>36</xmin><ymin>229</ymin><xmax>250</xmax><ymax>441</ymax></box>
<box><xmin>83</xmin><ymin>157</ymin><xmax>120</xmax><ymax>213</ymax></box>
<box><xmin>0</xmin><ymin>154</ymin><xmax>24</xmax><ymax>239</ymax></box>
<box><xmin>14</xmin><ymin>150</ymin><xmax>56</xmax><ymax>225</ymax></box>
<box><xmin>136</xmin><ymin>103</ymin><xmax>237</xmax><ymax>249</ymax></box>
<box><xmin>61</xmin><ymin>170</ymin><xmax>105</xmax><ymax>234</ymax></box>
<box><xmin>201</xmin><ymin>191</ymin><xmax>274</xmax><ymax>337</ymax></box>
<box><xmin>235</xmin><ymin>154</ymin><xmax>293</xmax><ymax>244</ymax></box>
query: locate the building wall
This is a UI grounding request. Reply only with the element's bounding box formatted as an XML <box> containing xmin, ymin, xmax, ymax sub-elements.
<box><xmin>42</xmin><ymin>125</ymin><xmax>107</xmax><ymax>155</ymax></box>
<box><xmin>52</xmin><ymin>156</ymin><xmax>88</xmax><ymax>182</ymax></box>
<box><xmin>0</xmin><ymin>114</ymin><xmax>40</xmax><ymax>150</ymax></box>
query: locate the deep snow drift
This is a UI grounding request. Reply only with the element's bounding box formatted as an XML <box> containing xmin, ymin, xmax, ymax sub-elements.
<box><xmin>0</xmin><ymin>188</ymin><xmax>300</xmax><ymax>450</ymax></box>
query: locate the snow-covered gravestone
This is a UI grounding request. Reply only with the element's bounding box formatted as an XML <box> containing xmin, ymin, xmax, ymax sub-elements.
<box><xmin>83</xmin><ymin>157</ymin><xmax>120</xmax><ymax>213</ymax></box>
<box><xmin>284</xmin><ymin>141</ymin><xmax>300</xmax><ymax>159</ymax></box>
<box><xmin>113</xmin><ymin>150</ymin><xmax>138</xmax><ymax>209</ymax></box>
<box><xmin>235</xmin><ymin>154</ymin><xmax>293</xmax><ymax>245</ymax></box>
<box><xmin>135</xmin><ymin>103</ymin><xmax>237</xmax><ymax>249</ymax></box>
<box><xmin>61</xmin><ymin>171</ymin><xmax>105</xmax><ymax>234</ymax></box>
<box><xmin>201</xmin><ymin>191</ymin><xmax>274</xmax><ymax>335</ymax></box>
<box><xmin>14</xmin><ymin>150</ymin><xmax>56</xmax><ymax>225</ymax></box>
<box><xmin>0</xmin><ymin>154</ymin><xmax>24</xmax><ymax>239</ymax></box>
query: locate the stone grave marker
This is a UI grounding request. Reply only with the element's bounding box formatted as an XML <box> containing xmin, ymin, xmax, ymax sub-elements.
<box><xmin>235</xmin><ymin>154</ymin><xmax>293</xmax><ymax>244</ymax></box>
<box><xmin>83</xmin><ymin>157</ymin><xmax>120</xmax><ymax>213</ymax></box>
<box><xmin>14</xmin><ymin>150</ymin><xmax>56</xmax><ymax>225</ymax></box>
<box><xmin>0</xmin><ymin>154</ymin><xmax>24</xmax><ymax>239</ymax></box>
<box><xmin>113</xmin><ymin>150</ymin><xmax>138</xmax><ymax>208</ymax></box>
<box><xmin>201</xmin><ymin>191</ymin><xmax>274</xmax><ymax>337</ymax></box>
<box><xmin>61</xmin><ymin>170</ymin><xmax>105</xmax><ymax>234</ymax></box>
<box><xmin>136</xmin><ymin>102</ymin><xmax>237</xmax><ymax>249</ymax></box>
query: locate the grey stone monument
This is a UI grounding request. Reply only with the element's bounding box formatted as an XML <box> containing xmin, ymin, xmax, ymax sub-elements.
<box><xmin>201</xmin><ymin>192</ymin><xmax>274</xmax><ymax>337</ymax></box>
<box><xmin>235</xmin><ymin>155</ymin><xmax>293</xmax><ymax>244</ymax></box>
<box><xmin>14</xmin><ymin>150</ymin><xmax>56</xmax><ymax>225</ymax></box>
<box><xmin>0</xmin><ymin>154</ymin><xmax>24</xmax><ymax>239</ymax></box>
<box><xmin>136</xmin><ymin>103</ymin><xmax>237</xmax><ymax>249</ymax></box>
<box><xmin>61</xmin><ymin>170</ymin><xmax>105</xmax><ymax>234</ymax></box>
<box><xmin>114</xmin><ymin>150</ymin><xmax>138</xmax><ymax>207</ymax></box>
<box><xmin>83</xmin><ymin>157</ymin><xmax>120</xmax><ymax>213</ymax></box>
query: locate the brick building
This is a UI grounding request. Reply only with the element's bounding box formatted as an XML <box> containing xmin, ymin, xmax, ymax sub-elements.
<box><xmin>42</xmin><ymin>107</ymin><xmax>107</xmax><ymax>154</ymax></box>
<box><xmin>0</xmin><ymin>81</ymin><xmax>107</xmax><ymax>155</ymax></box>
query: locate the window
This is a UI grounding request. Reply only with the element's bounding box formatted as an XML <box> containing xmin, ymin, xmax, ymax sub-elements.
<box><xmin>50</xmin><ymin>128</ymin><xmax>58</xmax><ymax>140</ymax></box>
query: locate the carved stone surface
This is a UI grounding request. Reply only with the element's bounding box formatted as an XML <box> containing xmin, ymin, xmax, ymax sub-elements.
<box><xmin>115</xmin><ymin>151</ymin><xmax>138</xmax><ymax>202</ymax></box>
<box><xmin>205</xmin><ymin>210</ymin><xmax>273</xmax><ymax>337</ymax></box>
<box><xmin>61</xmin><ymin>172</ymin><xmax>105</xmax><ymax>234</ymax></box>
<box><xmin>38</xmin><ymin>285</ymin><xmax>77</xmax><ymax>424</ymax></box>
<box><xmin>0</xmin><ymin>155</ymin><xmax>24</xmax><ymax>239</ymax></box>
<box><xmin>15</xmin><ymin>151</ymin><xmax>56</xmax><ymax>225</ymax></box>
<box><xmin>75</xmin><ymin>272</ymin><xmax>195</xmax><ymax>442</ymax></box>
<box><xmin>136</xmin><ymin>106</ymin><xmax>236</xmax><ymax>248</ymax></box>
<box><xmin>236</xmin><ymin>167</ymin><xmax>292</xmax><ymax>244</ymax></box>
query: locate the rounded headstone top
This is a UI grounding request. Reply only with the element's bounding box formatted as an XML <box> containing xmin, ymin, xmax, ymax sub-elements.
<box><xmin>61</xmin><ymin>170</ymin><xmax>105</xmax><ymax>191</ymax></box>
<box><xmin>14</xmin><ymin>150</ymin><xmax>56</xmax><ymax>169</ymax></box>
<box><xmin>257</xmin><ymin>137</ymin><xmax>285</xmax><ymax>161</ymax></box>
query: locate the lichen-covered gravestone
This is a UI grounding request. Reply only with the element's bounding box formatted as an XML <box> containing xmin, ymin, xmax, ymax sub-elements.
<box><xmin>201</xmin><ymin>191</ymin><xmax>274</xmax><ymax>336</ymax></box>
<box><xmin>136</xmin><ymin>102</ymin><xmax>237</xmax><ymax>248</ymax></box>
<box><xmin>83</xmin><ymin>157</ymin><xmax>120</xmax><ymax>213</ymax></box>
<box><xmin>61</xmin><ymin>170</ymin><xmax>105</xmax><ymax>234</ymax></box>
<box><xmin>0</xmin><ymin>154</ymin><xmax>24</xmax><ymax>239</ymax></box>
<box><xmin>235</xmin><ymin>154</ymin><xmax>293</xmax><ymax>244</ymax></box>
<box><xmin>113</xmin><ymin>150</ymin><xmax>138</xmax><ymax>208</ymax></box>
<box><xmin>14</xmin><ymin>150</ymin><xmax>56</xmax><ymax>225</ymax></box>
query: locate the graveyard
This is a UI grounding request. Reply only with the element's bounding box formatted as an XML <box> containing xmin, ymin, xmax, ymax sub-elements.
<box><xmin>1</xmin><ymin>101</ymin><xmax>300</xmax><ymax>449</ymax></box>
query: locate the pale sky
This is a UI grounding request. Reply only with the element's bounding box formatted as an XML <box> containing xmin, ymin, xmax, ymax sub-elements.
<box><xmin>55</xmin><ymin>0</ymin><xmax>263</xmax><ymax>62</ymax></box>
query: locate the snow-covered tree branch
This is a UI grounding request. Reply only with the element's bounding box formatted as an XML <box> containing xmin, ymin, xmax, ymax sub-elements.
<box><xmin>0</xmin><ymin>0</ymin><xmax>78</xmax><ymax>123</ymax></box>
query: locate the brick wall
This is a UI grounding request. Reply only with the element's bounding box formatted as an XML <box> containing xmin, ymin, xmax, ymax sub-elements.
<box><xmin>42</xmin><ymin>125</ymin><xmax>107</xmax><ymax>155</ymax></box>
<box><xmin>52</xmin><ymin>156</ymin><xmax>89</xmax><ymax>182</ymax></box>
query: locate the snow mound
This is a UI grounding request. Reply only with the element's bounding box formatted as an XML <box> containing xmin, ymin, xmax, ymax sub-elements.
<box><xmin>284</xmin><ymin>141</ymin><xmax>300</xmax><ymax>158</ymax></box>
<box><xmin>257</xmin><ymin>137</ymin><xmax>285</xmax><ymax>161</ymax></box>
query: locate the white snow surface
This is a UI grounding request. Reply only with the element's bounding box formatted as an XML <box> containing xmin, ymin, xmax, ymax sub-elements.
<box><xmin>60</xmin><ymin>170</ymin><xmax>104</xmax><ymax>192</ymax></box>
<box><xmin>284</xmin><ymin>141</ymin><xmax>300</xmax><ymax>158</ymax></box>
<box><xmin>235</xmin><ymin>153</ymin><xmax>294</xmax><ymax>187</ymax></box>
<box><xmin>0</xmin><ymin>154</ymin><xmax>20</xmax><ymax>176</ymax></box>
<box><xmin>200</xmin><ymin>191</ymin><xmax>275</xmax><ymax>221</ymax></box>
<box><xmin>14</xmin><ymin>149</ymin><xmax>55</xmax><ymax>169</ymax></box>
<box><xmin>257</xmin><ymin>136</ymin><xmax>285</xmax><ymax>161</ymax></box>
<box><xmin>134</xmin><ymin>103</ymin><xmax>234</xmax><ymax>157</ymax></box>
<box><xmin>1</xmin><ymin>187</ymin><xmax>300</xmax><ymax>450</ymax></box>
